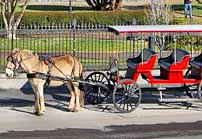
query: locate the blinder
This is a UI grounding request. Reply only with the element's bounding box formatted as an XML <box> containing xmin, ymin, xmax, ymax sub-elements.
<box><xmin>6</xmin><ymin>55</ymin><xmax>21</xmax><ymax>71</ymax></box>
<box><xmin>7</xmin><ymin>55</ymin><xmax>18</xmax><ymax>64</ymax></box>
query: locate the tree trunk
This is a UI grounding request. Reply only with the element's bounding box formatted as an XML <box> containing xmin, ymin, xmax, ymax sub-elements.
<box><xmin>6</xmin><ymin>25</ymin><xmax>17</xmax><ymax>40</ymax></box>
<box><xmin>85</xmin><ymin>0</ymin><xmax>123</xmax><ymax>11</ymax></box>
<box><xmin>0</xmin><ymin>0</ymin><xmax>30</xmax><ymax>39</ymax></box>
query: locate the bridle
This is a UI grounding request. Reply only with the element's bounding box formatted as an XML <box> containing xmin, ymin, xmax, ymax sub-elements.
<box><xmin>6</xmin><ymin>54</ymin><xmax>21</xmax><ymax>72</ymax></box>
<box><xmin>6</xmin><ymin>53</ymin><xmax>32</xmax><ymax>73</ymax></box>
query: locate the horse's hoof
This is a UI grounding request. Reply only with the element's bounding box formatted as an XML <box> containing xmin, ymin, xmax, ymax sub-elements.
<box><xmin>34</xmin><ymin>111</ymin><xmax>44</xmax><ymax>116</ymax></box>
<box><xmin>34</xmin><ymin>111</ymin><xmax>39</xmax><ymax>115</ymax></box>
<box><xmin>80</xmin><ymin>103</ymin><xmax>84</xmax><ymax>107</ymax></box>
<box><xmin>38</xmin><ymin>113</ymin><xmax>44</xmax><ymax>116</ymax></box>
<box><xmin>74</xmin><ymin>108</ymin><xmax>79</xmax><ymax>112</ymax></box>
<box><xmin>68</xmin><ymin>108</ymin><xmax>74</xmax><ymax>112</ymax></box>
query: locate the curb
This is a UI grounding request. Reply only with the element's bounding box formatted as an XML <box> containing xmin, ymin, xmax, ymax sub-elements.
<box><xmin>0</xmin><ymin>73</ymin><xmax>30</xmax><ymax>90</ymax></box>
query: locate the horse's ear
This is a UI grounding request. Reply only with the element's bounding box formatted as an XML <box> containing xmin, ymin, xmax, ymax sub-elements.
<box><xmin>12</xmin><ymin>48</ymin><xmax>20</xmax><ymax>54</ymax></box>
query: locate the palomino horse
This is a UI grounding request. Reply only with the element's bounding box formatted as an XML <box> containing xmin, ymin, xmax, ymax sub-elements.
<box><xmin>5</xmin><ymin>49</ymin><xmax>84</xmax><ymax>116</ymax></box>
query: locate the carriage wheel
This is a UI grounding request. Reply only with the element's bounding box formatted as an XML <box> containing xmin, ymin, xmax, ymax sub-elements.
<box><xmin>85</xmin><ymin>72</ymin><xmax>111</xmax><ymax>104</ymax></box>
<box><xmin>113</xmin><ymin>80</ymin><xmax>141</xmax><ymax>113</ymax></box>
<box><xmin>198</xmin><ymin>83</ymin><xmax>202</xmax><ymax>102</ymax></box>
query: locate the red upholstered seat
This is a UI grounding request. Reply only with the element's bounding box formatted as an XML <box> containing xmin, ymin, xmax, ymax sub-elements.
<box><xmin>158</xmin><ymin>48</ymin><xmax>190</xmax><ymax>81</ymax></box>
<box><xmin>125</xmin><ymin>48</ymin><xmax>157</xmax><ymax>81</ymax></box>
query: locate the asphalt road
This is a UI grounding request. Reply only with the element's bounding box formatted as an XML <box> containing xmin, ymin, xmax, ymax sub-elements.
<box><xmin>1</xmin><ymin>122</ymin><xmax>202</xmax><ymax>139</ymax></box>
<box><xmin>1</xmin><ymin>86</ymin><xmax>202</xmax><ymax>138</ymax></box>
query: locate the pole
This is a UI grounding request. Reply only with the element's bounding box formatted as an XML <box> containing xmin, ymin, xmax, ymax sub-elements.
<box><xmin>69</xmin><ymin>0</ymin><xmax>72</xmax><ymax>13</ymax></box>
<box><xmin>72</xmin><ymin>19</ymin><xmax>76</xmax><ymax>57</ymax></box>
<box><xmin>148</xmin><ymin>35</ymin><xmax>154</xmax><ymax>50</ymax></box>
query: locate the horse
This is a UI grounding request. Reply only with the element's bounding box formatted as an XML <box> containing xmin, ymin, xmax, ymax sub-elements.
<box><xmin>5</xmin><ymin>49</ymin><xmax>84</xmax><ymax>116</ymax></box>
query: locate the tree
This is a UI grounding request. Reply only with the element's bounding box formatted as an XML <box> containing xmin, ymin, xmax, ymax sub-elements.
<box><xmin>0</xmin><ymin>0</ymin><xmax>30</xmax><ymax>39</ymax></box>
<box><xmin>85</xmin><ymin>0</ymin><xmax>123</xmax><ymax>11</ymax></box>
<box><xmin>146</xmin><ymin>0</ymin><xmax>172</xmax><ymax>55</ymax></box>
<box><xmin>146</xmin><ymin>0</ymin><xmax>171</xmax><ymax>25</ymax></box>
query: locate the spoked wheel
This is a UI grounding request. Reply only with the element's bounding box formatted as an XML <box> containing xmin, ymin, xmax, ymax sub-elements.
<box><xmin>85</xmin><ymin>72</ymin><xmax>111</xmax><ymax>104</ymax></box>
<box><xmin>113</xmin><ymin>80</ymin><xmax>142</xmax><ymax>113</ymax></box>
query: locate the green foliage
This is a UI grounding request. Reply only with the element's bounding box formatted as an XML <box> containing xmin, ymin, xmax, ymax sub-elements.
<box><xmin>0</xmin><ymin>10</ymin><xmax>146</xmax><ymax>25</ymax></box>
<box><xmin>172</xmin><ymin>17</ymin><xmax>202</xmax><ymax>25</ymax></box>
<box><xmin>167</xmin><ymin>36</ymin><xmax>202</xmax><ymax>51</ymax></box>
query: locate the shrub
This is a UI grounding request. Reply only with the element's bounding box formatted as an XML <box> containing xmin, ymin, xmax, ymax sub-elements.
<box><xmin>0</xmin><ymin>10</ymin><xmax>146</xmax><ymax>25</ymax></box>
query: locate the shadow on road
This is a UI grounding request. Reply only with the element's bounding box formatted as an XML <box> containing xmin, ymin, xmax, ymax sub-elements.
<box><xmin>1</xmin><ymin>83</ymin><xmax>202</xmax><ymax>115</ymax></box>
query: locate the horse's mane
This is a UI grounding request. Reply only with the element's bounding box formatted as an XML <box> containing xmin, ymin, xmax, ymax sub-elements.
<box><xmin>21</xmin><ymin>49</ymin><xmax>34</xmax><ymax>55</ymax></box>
<box><xmin>13</xmin><ymin>48</ymin><xmax>36</xmax><ymax>57</ymax></box>
<box><xmin>21</xmin><ymin>49</ymin><xmax>38</xmax><ymax>58</ymax></box>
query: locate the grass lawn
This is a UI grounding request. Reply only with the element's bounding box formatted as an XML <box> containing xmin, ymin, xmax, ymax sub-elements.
<box><xmin>172</xmin><ymin>2</ymin><xmax>202</xmax><ymax>17</ymax></box>
<box><xmin>15</xmin><ymin>2</ymin><xmax>92</xmax><ymax>12</ymax></box>
<box><xmin>1</xmin><ymin>36</ymin><xmax>201</xmax><ymax>52</ymax></box>
<box><xmin>0</xmin><ymin>37</ymin><xmax>148</xmax><ymax>52</ymax></box>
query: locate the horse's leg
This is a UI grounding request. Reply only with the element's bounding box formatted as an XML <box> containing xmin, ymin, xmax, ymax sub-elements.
<box><xmin>73</xmin><ymin>82</ymin><xmax>81</xmax><ymax>112</ymax></box>
<box><xmin>38</xmin><ymin>81</ymin><xmax>45</xmax><ymax>115</ymax></box>
<box><xmin>30</xmin><ymin>80</ymin><xmax>40</xmax><ymax>115</ymax></box>
<box><xmin>66</xmin><ymin>82</ymin><xmax>75</xmax><ymax>112</ymax></box>
<box><xmin>30</xmin><ymin>79</ymin><xmax>45</xmax><ymax>116</ymax></box>
<box><xmin>80</xmin><ymin>90</ymin><xmax>84</xmax><ymax>107</ymax></box>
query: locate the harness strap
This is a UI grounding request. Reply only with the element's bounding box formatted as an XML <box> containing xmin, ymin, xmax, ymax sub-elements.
<box><xmin>27</xmin><ymin>72</ymin><xmax>73</xmax><ymax>82</ymax></box>
<box><xmin>27</xmin><ymin>73</ymin><xmax>48</xmax><ymax>80</ymax></box>
<box><xmin>43</xmin><ymin>58</ymin><xmax>54</xmax><ymax>89</ymax></box>
<box><xmin>27</xmin><ymin>56</ymin><xmax>81</xmax><ymax>89</ymax></box>
<box><xmin>27</xmin><ymin>57</ymin><xmax>54</xmax><ymax>89</ymax></box>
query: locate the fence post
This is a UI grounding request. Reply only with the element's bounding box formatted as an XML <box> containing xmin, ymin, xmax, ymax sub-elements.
<box><xmin>69</xmin><ymin>0</ymin><xmax>72</xmax><ymax>13</ymax></box>
<box><xmin>72</xmin><ymin>19</ymin><xmax>77</xmax><ymax>57</ymax></box>
<box><xmin>11</xmin><ymin>21</ymin><xmax>15</xmax><ymax>50</ymax></box>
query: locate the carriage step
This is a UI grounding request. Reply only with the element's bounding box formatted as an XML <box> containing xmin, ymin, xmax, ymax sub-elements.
<box><xmin>158</xmin><ymin>98</ymin><xmax>198</xmax><ymax>103</ymax></box>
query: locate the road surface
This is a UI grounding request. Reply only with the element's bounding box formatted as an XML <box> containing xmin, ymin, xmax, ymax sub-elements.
<box><xmin>1</xmin><ymin>87</ymin><xmax>202</xmax><ymax>138</ymax></box>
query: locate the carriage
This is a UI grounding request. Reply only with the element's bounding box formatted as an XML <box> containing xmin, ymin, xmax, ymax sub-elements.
<box><xmin>5</xmin><ymin>25</ymin><xmax>202</xmax><ymax>115</ymax></box>
<box><xmin>84</xmin><ymin>25</ymin><xmax>202</xmax><ymax>113</ymax></box>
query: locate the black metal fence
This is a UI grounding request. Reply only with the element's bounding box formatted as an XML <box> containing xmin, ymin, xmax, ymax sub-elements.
<box><xmin>0</xmin><ymin>23</ymin><xmax>202</xmax><ymax>73</ymax></box>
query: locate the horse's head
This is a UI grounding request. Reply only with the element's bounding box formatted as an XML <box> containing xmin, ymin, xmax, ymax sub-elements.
<box><xmin>5</xmin><ymin>48</ymin><xmax>22</xmax><ymax>77</ymax></box>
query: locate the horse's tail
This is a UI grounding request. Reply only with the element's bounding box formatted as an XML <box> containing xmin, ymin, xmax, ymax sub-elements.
<box><xmin>78</xmin><ymin>58</ymin><xmax>83</xmax><ymax>78</ymax></box>
<box><xmin>72</xmin><ymin>56</ymin><xmax>83</xmax><ymax>78</ymax></box>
